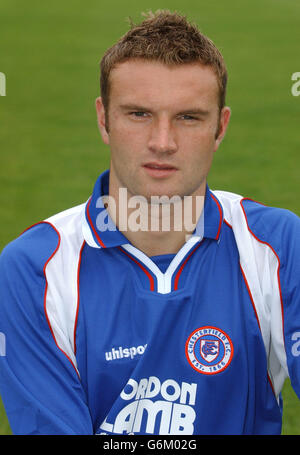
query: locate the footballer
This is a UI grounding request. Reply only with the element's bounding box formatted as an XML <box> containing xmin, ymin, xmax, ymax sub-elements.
<box><xmin>0</xmin><ymin>11</ymin><xmax>300</xmax><ymax>435</ymax></box>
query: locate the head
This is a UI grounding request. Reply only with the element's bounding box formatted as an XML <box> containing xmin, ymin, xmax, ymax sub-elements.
<box><xmin>96</xmin><ymin>10</ymin><xmax>231</xmax><ymax>202</ymax></box>
<box><xmin>100</xmin><ymin>10</ymin><xmax>228</xmax><ymax>131</ymax></box>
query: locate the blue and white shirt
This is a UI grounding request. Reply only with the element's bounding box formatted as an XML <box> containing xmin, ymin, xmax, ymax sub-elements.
<box><xmin>0</xmin><ymin>169</ymin><xmax>300</xmax><ymax>435</ymax></box>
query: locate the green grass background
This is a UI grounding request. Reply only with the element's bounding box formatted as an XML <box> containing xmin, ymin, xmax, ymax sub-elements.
<box><xmin>0</xmin><ymin>0</ymin><xmax>299</xmax><ymax>435</ymax></box>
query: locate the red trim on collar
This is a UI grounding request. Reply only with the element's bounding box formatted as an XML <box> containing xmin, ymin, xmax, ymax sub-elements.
<box><xmin>210</xmin><ymin>193</ymin><xmax>223</xmax><ymax>240</ymax></box>
<box><xmin>173</xmin><ymin>240</ymin><xmax>204</xmax><ymax>291</ymax></box>
<box><xmin>118</xmin><ymin>246</ymin><xmax>155</xmax><ymax>291</ymax></box>
<box><xmin>86</xmin><ymin>197</ymin><xmax>106</xmax><ymax>248</ymax></box>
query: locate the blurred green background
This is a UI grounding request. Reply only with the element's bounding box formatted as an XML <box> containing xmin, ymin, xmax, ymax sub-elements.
<box><xmin>0</xmin><ymin>0</ymin><xmax>299</xmax><ymax>435</ymax></box>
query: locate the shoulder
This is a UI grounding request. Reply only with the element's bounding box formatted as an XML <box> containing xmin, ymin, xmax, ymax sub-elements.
<box><xmin>239</xmin><ymin>198</ymin><xmax>300</xmax><ymax>242</ymax></box>
<box><xmin>0</xmin><ymin>203</ymin><xmax>86</xmax><ymax>275</ymax></box>
<box><xmin>0</xmin><ymin>222</ymin><xmax>60</xmax><ymax>274</ymax></box>
<box><xmin>212</xmin><ymin>189</ymin><xmax>300</xmax><ymax>257</ymax></box>
<box><xmin>45</xmin><ymin>202</ymin><xmax>85</xmax><ymax>238</ymax></box>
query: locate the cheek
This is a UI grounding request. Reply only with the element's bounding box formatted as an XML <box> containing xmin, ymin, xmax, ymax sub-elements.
<box><xmin>183</xmin><ymin>118</ymin><xmax>218</xmax><ymax>145</ymax></box>
<box><xmin>109</xmin><ymin>131</ymin><xmax>148</xmax><ymax>173</ymax></box>
<box><xmin>181</xmin><ymin>137</ymin><xmax>216</xmax><ymax>178</ymax></box>
<box><xmin>109</xmin><ymin>132</ymin><xmax>141</xmax><ymax>180</ymax></box>
<box><xmin>183</xmin><ymin>131</ymin><xmax>216</xmax><ymax>159</ymax></box>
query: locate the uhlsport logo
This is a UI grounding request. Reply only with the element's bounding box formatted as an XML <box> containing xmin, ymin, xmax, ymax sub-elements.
<box><xmin>185</xmin><ymin>326</ymin><xmax>233</xmax><ymax>375</ymax></box>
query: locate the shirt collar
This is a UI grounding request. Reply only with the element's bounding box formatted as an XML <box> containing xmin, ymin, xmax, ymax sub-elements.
<box><xmin>203</xmin><ymin>186</ymin><xmax>224</xmax><ymax>240</ymax></box>
<box><xmin>83</xmin><ymin>169</ymin><xmax>223</xmax><ymax>249</ymax></box>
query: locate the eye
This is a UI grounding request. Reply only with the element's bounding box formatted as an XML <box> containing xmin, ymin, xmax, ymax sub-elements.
<box><xmin>179</xmin><ymin>114</ymin><xmax>198</xmax><ymax>121</ymax></box>
<box><xmin>129</xmin><ymin>111</ymin><xmax>149</xmax><ymax>118</ymax></box>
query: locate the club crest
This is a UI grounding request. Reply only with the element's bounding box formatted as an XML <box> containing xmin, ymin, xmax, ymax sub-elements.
<box><xmin>200</xmin><ymin>339</ymin><xmax>219</xmax><ymax>363</ymax></box>
<box><xmin>185</xmin><ymin>326</ymin><xmax>233</xmax><ymax>375</ymax></box>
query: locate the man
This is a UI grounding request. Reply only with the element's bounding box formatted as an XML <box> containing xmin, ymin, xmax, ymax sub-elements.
<box><xmin>0</xmin><ymin>10</ymin><xmax>299</xmax><ymax>435</ymax></box>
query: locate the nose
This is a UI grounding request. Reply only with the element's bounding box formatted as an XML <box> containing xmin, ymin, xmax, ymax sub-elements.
<box><xmin>147</xmin><ymin>117</ymin><xmax>177</xmax><ymax>155</ymax></box>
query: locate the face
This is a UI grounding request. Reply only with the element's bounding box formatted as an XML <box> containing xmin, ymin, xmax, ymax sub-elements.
<box><xmin>96</xmin><ymin>59</ymin><xmax>230</xmax><ymax>201</ymax></box>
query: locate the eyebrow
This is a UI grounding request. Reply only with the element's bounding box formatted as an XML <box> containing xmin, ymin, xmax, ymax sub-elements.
<box><xmin>177</xmin><ymin>109</ymin><xmax>210</xmax><ymax>117</ymax></box>
<box><xmin>120</xmin><ymin>104</ymin><xmax>151</xmax><ymax>111</ymax></box>
<box><xmin>119</xmin><ymin>104</ymin><xmax>210</xmax><ymax>116</ymax></box>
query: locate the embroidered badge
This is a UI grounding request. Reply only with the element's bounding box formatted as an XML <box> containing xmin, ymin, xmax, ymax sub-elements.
<box><xmin>185</xmin><ymin>326</ymin><xmax>233</xmax><ymax>375</ymax></box>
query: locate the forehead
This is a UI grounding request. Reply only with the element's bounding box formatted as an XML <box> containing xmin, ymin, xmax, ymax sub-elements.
<box><xmin>108</xmin><ymin>59</ymin><xmax>220</xmax><ymax>109</ymax></box>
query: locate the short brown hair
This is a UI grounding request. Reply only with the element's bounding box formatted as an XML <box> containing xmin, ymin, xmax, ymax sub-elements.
<box><xmin>100</xmin><ymin>10</ymin><xmax>227</xmax><ymax>113</ymax></box>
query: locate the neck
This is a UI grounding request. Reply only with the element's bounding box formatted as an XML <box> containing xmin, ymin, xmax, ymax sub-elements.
<box><xmin>106</xmin><ymin>186</ymin><xmax>205</xmax><ymax>257</ymax></box>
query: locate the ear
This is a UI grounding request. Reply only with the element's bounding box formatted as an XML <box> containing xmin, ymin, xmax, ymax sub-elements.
<box><xmin>214</xmin><ymin>106</ymin><xmax>231</xmax><ymax>151</ymax></box>
<box><xmin>95</xmin><ymin>97</ymin><xmax>110</xmax><ymax>145</ymax></box>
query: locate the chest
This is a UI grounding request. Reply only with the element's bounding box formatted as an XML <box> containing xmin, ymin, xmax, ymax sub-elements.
<box><xmin>75</xmin><ymin>238</ymin><xmax>267</xmax><ymax>431</ymax></box>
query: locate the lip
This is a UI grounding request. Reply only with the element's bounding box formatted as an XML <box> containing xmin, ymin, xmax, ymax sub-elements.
<box><xmin>142</xmin><ymin>162</ymin><xmax>178</xmax><ymax>178</ymax></box>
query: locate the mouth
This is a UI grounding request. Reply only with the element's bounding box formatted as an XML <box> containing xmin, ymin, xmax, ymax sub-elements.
<box><xmin>142</xmin><ymin>162</ymin><xmax>178</xmax><ymax>178</ymax></box>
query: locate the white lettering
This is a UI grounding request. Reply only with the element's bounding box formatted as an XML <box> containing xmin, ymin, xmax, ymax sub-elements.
<box><xmin>133</xmin><ymin>399</ymin><xmax>172</xmax><ymax>434</ymax></box>
<box><xmin>145</xmin><ymin>376</ymin><xmax>161</xmax><ymax>399</ymax></box>
<box><xmin>105</xmin><ymin>351</ymin><xmax>112</xmax><ymax>361</ymax></box>
<box><xmin>127</xmin><ymin>195</ymin><xmax>148</xmax><ymax>232</ymax></box>
<box><xmin>118</xmin><ymin>187</ymin><xmax>128</xmax><ymax>231</ymax></box>
<box><xmin>99</xmin><ymin>376</ymin><xmax>198</xmax><ymax>435</ymax></box>
<box><xmin>183</xmin><ymin>196</ymin><xmax>204</xmax><ymax>232</ymax></box>
<box><xmin>113</xmin><ymin>400</ymin><xmax>139</xmax><ymax>434</ymax></box>
<box><xmin>129</xmin><ymin>346</ymin><xmax>137</xmax><ymax>359</ymax></box>
<box><xmin>123</xmin><ymin>376</ymin><xmax>197</xmax><ymax>404</ymax></box>
<box><xmin>169</xmin><ymin>403</ymin><xmax>196</xmax><ymax>434</ymax></box>
<box><xmin>291</xmin><ymin>72</ymin><xmax>300</xmax><ymax>96</ymax></box>
<box><xmin>137</xmin><ymin>345</ymin><xmax>145</xmax><ymax>355</ymax></box>
<box><xmin>99</xmin><ymin>415</ymin><xmax>113</xmax><ymax>433</ymax></box>
<box><xmin>0</xmin><ymin>73</ymin><xmax>6</xmax><ymax>96</ymax></box>
<box><xmin>180</xmin><ymin>381</ymin><xmax>197</xmax><ymax>406</ymax></box>
<box><xmin>0</xmin><ymin>332</ymin><xmax>6</xmax><ymax>356</ymax></box>
<box><xmin>93</xmin><ymin>188</ymin><xmax>204</xmax><ymax>234</ymax></box>
<box><xmin>135</xmin><ymin>378</ymin><xmax>148</xmax><ymax>400</ymax></box>
<box><xmin>95</xmin><ymin>195</ymin><xmax>116</xmax><ymax>231</ymax></box>
<box><xmin>103</xmin><ymin>441</ymin><xmax>138</xmax><ymax>452</ymax></box>
<box><xmin>105</xmin><ymin>343</ymin><xmax>147</xmax><ymax>362</ymax></box>
<box><xmin>160</xmin><ymin>379</ymin><xmax>181</xmax><ymax>402</ymax></box>
<box><xmin>150</xmin><ymin>195</ymin><xmax>182</xmax><ymax>232</ymax></box>
<box><xmin>120</xmin><ymin>378</ymin><xmax>138</xmax><ymax>401</ymax></box>
<box><xmin>291</xmin><ymin>332</ymin><xmax>300</xmax><ymax>357</ymax></box>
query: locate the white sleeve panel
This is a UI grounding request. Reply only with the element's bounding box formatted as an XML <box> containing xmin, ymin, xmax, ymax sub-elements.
<box><xmin>212</xmin><ymin>190</ymin><xmax>288</xmax><ymax>398</ymax></box>
<box><xmin>44</xmin><ymin>204</ymin><xmax>86</xmax><ymax>375</ymax></box>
